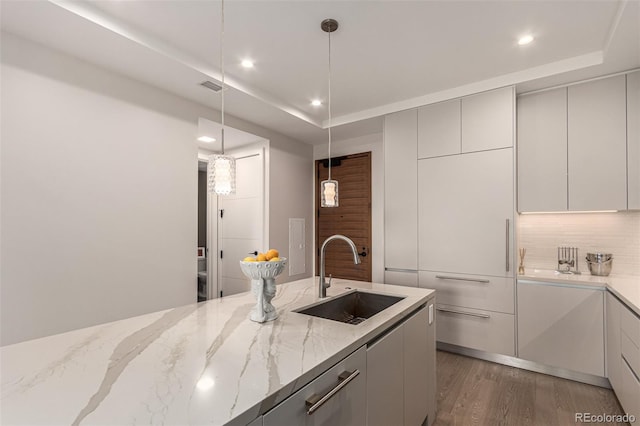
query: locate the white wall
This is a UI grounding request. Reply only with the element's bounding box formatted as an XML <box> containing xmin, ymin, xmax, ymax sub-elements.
<box><xmin>0</xmin><ymin>33</ymin><xmax>313</xmax><ymax>345</ymax></box>
<box><xmin>313</xmin><ymin>132</ymin><xmax>384</xmax><ymax>283</ymax></box>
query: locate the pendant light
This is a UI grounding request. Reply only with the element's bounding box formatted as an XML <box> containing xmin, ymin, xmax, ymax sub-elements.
<box><xmin>320</xmin><ymin>19</ymin><xmax>339</xmax><ymax>208</ymax></box>
<box><xmin>208</xmin><ymin>0</ymin><xmax>236</xmax><ymax>196</ymax></box>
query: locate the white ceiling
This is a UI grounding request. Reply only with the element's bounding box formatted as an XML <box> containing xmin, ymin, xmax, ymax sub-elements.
<box><xmin>1</xmin><ymin>0</ymin><xmax>638</xmax><ymax>145</ymax></box>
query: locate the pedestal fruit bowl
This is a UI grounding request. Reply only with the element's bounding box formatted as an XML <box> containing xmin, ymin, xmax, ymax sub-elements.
<box><xmin>239</xmin><ymin>258</ymin><xmax>287</xmax><ymax>323</ymax></box>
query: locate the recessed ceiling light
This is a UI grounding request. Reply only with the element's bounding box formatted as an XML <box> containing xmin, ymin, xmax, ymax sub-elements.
<box><xmin>311</xmin><ymin>99</ymin><xmax>322</xmax><ymax>107</ymax></box>
<box><xmin>518</xmin><ymin>35</ymin><xmax>534</xmax><ymax>46</ymax></box>
<box><xmin>198</xmin><ymin>136</ymin><xmax>216</xmax><ymax>143</ymax></box>
<box><xmin>241</xmin><ymin>59</ymin><xmax>254</xmax><ymax>68</ymax></box>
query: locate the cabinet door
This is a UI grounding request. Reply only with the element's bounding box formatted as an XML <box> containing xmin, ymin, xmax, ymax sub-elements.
<box><xmin>517</xmin><ymin>88</ymin><xmax>568</xmax><ymax>212</ymax></box>
<box><xmin>366</xmin><ymin>324</ymin><xmax>404</xmax><ymax>426</ymax></box>
<box><xmin>606</xmin><ymin>292</ymin><xmax>622</xmax><ymax>391</ymax></box>
<box><xmin>263</xmin><ymin>346</ymin><xmax>366</xmax><ymax>426</ymax></box>
<box><xmin>384</xmin><ymin>110</ymin><xmax>418</xmax><ymax>270</ymax></box>
<box><xmin>418</xmin><ymin>148</ymin><xmax>514</xmax><ymax>277</ymax></box>
<box><xmin>418</xmin><ymin>99</ymin><xmax>461</xmax><ymax>158</ymax></box>
<box><xmin>568</xmin><ymin>75</ymin><xmax>627</xmax><ymax>210</ymax></box>
<box><xmin>384</xmin><ymin>269</ymin><xmax>418</xmax><ymax>287</ymax></box>
<box><xmin>461</xmin><ymin>86</ymin><xmax>514</xmax><ymax>152</ymax></box>
<box><xmin>403</xmin><ymin>306</ymin><xmax>429</xmax><ymax>426</ymax></box>
<box><xmin>517</xmin><ymin>281</ymin><xmax>605</xmax><ymax>376</ymax></box>
<box><xmin>628</xmin><ymin>70</ymin><xmax>640</xmax><ymax>210</ymax></box>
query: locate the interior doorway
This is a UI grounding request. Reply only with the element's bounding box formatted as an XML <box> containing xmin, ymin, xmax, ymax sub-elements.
<box><xmin>315</xmin><ymin>152</ymin><xmax>372</xmax><ymax>282</ymax></box>
<box><xmin>197</xmin><ymin>160</ymin><xmax>209</xmax><ymax>302</ymax></box>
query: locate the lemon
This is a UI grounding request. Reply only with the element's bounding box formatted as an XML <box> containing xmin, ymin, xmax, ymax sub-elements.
<box><xmin>243</xmin><ymin>256</ymin><xmax>256</xmax><ymax>262</ymax></box>
<box><xmin>269</xmin><ymin>257</ymin><xmax>281</xmax><ymax>262</ymax></box>
<box><xmin>256</xmin><ymin>253</ymin><xmax>268</xmax><ymax>262</ymax></box>
<box><xmin>266</xmin><ymin>249</ymin><xmax>279</xmax><ymax>260</ymax></box>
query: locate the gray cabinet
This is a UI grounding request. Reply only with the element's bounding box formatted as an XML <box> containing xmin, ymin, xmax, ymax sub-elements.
<box><xmin>461</xmin><ymin>86</ymin><xmax>514</xmax><ymax>152</ymax></box>
<box><xmin>418</xmin><ymin>99</ymin><xmax>460</xmax><ymax>158</ymax></box>
<box><xmin>263</xmin><ymin>346</ymin><xmax>367</xmax><ymax>426</ymax></box>
<box><xmin>384</xmin><ymin>110</ymin><xmax>418</xmax><ymax>274</ymax></box>
<box><xmin>517</xmin><ymin>280</ymin><xmax>605</xmax><ymax>377</ymax></box>
<box><xmin>418</xmin><ymin>148</ymin><xmax>514</xmax><ymax>277</ymax></box>
<box><xmin>366</xmin><ymin>303</ymin><xmax>436</xmax><ymax>426</ymax></box>
<box><xmin>517</xmin><ymin>87</ymin><xmax>568</xmax><ymax>212</ymax></box>
<box><xmin>628</xmin><ymin>70</ymin><xmax>640</xmax><ymax>210</ymax></box>
<box><xmin>568</xmin><ymin>75</ymin><xmax>627</xmax><ymax>211</ymax></box>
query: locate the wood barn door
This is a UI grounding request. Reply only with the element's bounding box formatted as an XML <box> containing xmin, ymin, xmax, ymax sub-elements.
<box><xmin>315</xmin><ymin>152</ymin><xmax>372</xmax><ymax>282</ymax></box>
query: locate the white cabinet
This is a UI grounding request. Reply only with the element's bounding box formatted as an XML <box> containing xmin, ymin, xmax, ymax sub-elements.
<box><xmin>568</xmin><ymin>75</ymin><xmax>627</xmax><ymax>211</ymax></box>
<box><xmin>263</xmin><ymin>346</ymin><xmax>367</xmax><ymax>426</ymax></box>
<box><xmin>517</xmin><ymin>280</ymin><xmax>605</xmax><ymax>377</ymax></box>
<box><xmin>384</xmin><ymin>110</ymin><xmax>418</xmax><ymax>271</ymax></box>
<box><xmin>384</xmin><ymin>269</ymin><xmax>418</xmax><ymax>288</ymax></box>
<box><xmin>418</xmin><ymin>148</ymin><xmax>514</xmax><ymax>277</ymax></box>
<box><xmin>517</xmin><ymin>87</ymin><xmax>568</xmax><ymax>212</ymax></box>
<box><xmin>461</xmin><ymin>86</ymin><xmax>514</xmax><ymax>152</ymax></box>
<box><xmin>628</xmin><ymin>70</ymin><xmax>640</xmax><ymax>210</ymax></box>
<box><xmin>606</xmin><ymin>292</ymin><xmax>622</xmax><ymax>390</ymax></box>
<box><xmin>418</xmin><ymin>99</ymin><xmax>460</xmax><ymax>158</ymax></box>
<box><xmin>619</xmin><ymin>302</ymin><xmax>640</xmax><ymax>420</ymax></box>
<box><xmin>366</xmin><ymin>303</ymin><xmax>436</xmax><ymax>426</ymax></box>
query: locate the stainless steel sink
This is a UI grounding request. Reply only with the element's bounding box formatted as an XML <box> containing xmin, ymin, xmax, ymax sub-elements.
<box><xmin>294</xmin><ymin>290</ymin><xmax>405</xmax><ymax>325</ymax></box>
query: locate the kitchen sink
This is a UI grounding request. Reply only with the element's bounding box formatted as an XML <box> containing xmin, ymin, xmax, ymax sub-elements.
<box><xmin>294</xmin><ymin>290</ymin><xmax>405</xmax><ymax>325</ymax></box>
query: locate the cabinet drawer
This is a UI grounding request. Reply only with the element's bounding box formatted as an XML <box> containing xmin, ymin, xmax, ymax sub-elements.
<box><xmin>621</xmin><ymin>305</ymin><xmax>640</xmax><ymax>348</ymax></box>
<box><xmin>384</xmin><ymin>270</ymin><xmax>418</xmax><ymax>288</ymax></box>
<box><xmin>620</xmin><ymin>355</ymin><xmax>640</xmax><ymax>421</ymax></box>
<box><xmin>263</xmin><ymin>346</ymin><xmax>366</xmax><ymax>426</ymax></box>
<box><xmin>420</xmin><ymin>271</ymin><xmax>514</xmax><ymax>314</ymax></box>
<box><xmin>622</xmin><ymin>332</ymin><xmax>640</xmax><ymax>380</ymax></box>
<box><xmin>435</xmin><ymin>304</ymin><xmax>515</xmax><ymax>356</ymax></box>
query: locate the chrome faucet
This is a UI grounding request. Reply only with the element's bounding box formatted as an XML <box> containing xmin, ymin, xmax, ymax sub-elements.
<box><xmin>319</xmin><ymin>234</ymin><xmax>361</xmax><ymax>298</ymax></box>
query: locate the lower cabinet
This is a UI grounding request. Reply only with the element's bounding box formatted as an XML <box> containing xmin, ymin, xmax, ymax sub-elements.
<box><xmin>517</xmin><ymin>280</ymin><xmax>605</xmax><ymax>376</ymax></box>
<box><xmin>617</xmin><ymin>298</ymin><xmax>640</xmax><ymax>420</ymax></box>
<box><xmin>263</xmin><ymin>346</ymin><xmax>367</xmax><ymax>426</ymax></box>
<box><xmin>384</xmin><ymin>269</ymin><xmax>419</xmax><ymax>288</ymax></box>
<box><xmin>263</xmin><ymin>300</ymin><xmax>436</xmax><ymax>426</ymax></box>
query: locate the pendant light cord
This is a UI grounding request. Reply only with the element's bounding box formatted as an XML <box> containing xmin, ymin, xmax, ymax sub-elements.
<box><xmin>220</xmin><ymin>0</ymin><xmax>225</xmax><ymax>155</ymax></box>
<box><xmin>327</xmin><ymin>27</ymin><xmax>332</xmax><ymax>181</ymax></box>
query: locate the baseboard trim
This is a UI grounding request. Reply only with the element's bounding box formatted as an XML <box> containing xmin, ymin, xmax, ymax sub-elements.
<box><xmin>437</xmin><ymin>342</ymin><xmax>611</xmax><ymax>389</ymax></box>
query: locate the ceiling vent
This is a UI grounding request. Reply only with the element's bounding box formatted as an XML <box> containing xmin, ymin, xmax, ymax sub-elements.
<box><xmin>199</xmin><ymin>80</ymin><xmax>223</xmax><ymax>92</ymax></box>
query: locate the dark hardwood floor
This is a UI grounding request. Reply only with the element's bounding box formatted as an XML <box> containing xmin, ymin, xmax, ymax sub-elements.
<box><xmin>435</xmin><ymin>350</ymin><xmax>629</xmax><ymax>426</ymax></box>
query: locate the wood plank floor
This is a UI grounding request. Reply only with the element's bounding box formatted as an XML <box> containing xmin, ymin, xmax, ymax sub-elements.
<box><xmin>435</xmin><ymin>350</ymin><xmax>629</xmax><ymax>426</ymax></box>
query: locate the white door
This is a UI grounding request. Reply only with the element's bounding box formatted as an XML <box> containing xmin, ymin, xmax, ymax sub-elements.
<box><xmin>218</xmin><ymin>151</ymin><xmax>265</xmax><ymax>297</ymax></box>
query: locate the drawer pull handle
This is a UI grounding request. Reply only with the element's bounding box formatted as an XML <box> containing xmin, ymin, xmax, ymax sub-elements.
<box><xmin>436</xmin><ymin>307</ymin><xmax>490</xmax><ymax>319</ymax></box>
<box><xmin>506</xmin><ymin>218</ymin><xmax>510</xmax><ymax>272</ymax></box>
<box><xmin>305</xmin><ymin>369</ymin><xmax>360</xmax><ymax>415</ymax></box>
<box><xmin>435</xmin><ymin>275</ymin><xmax>490</xmax><ymax>284</ymax></box>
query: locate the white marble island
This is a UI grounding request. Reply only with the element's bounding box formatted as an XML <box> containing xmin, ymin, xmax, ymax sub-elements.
<box><xmin>1</xmin><ymin>278</ymin><xmax>435</xmax><ymax>425</ymax></box>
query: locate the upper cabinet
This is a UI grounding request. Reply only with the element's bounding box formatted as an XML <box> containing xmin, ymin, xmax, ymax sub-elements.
<box><xmin>417</xmin><ymin>87</ymin><xmax>514</xmax><ymax>159</ymax></box>
<box><xmin>517</xmin><ymin>72</ymin><xmax>636</xmax><ymax>212</ymax></box>
<box><xmin>568</xmin><ymin>75</ymin><xmax>627</xmax><ymax>211</ymax></box>
<box><xmin>628</xmin><ymin>70</ymin><xmax>640</xmax><ymax>210</ymax></box>
<box><xmin>418</xmin><ymin>99</ymin><xmax>460</xmax><ymax>158</ymax></box>
<box><xmin>517</xmin><ymin>88</ymin><xmax>568</xmax><ymax>212</ymax></box>
<box><xmin>461</xmin><ymin>86</ymin><xmax>514</xmax><ymax>152</ymax></box>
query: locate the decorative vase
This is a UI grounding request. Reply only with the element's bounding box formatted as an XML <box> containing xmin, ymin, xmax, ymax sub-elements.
<box><xmin>239</xmin><ymin>258</ymin><xmax>287</xmax><ymax>323</ymax></box>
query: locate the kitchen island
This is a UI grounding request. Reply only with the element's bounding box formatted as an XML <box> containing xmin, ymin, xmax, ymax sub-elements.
<box><xmin>1</xmin><ymin>278</ymin><xmax>436</xmax><ymax>425</ymax></box>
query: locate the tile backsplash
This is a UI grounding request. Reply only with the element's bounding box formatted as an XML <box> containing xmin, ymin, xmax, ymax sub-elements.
<box><xmin>517</xmin><ymin>211</ymin><xmax>640</xmax><ymax>276</ymax></box>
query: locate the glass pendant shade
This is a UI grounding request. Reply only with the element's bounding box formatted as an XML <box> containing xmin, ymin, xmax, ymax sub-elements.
<box><xmin>321</xmin><ymin>179</ymin><xmax>339</xmax><ymax>207</ymax></box>
<box><xmin>208</xmin><ymin>154</ymin><xmax>236</xmax><ymax>195</ymax></box>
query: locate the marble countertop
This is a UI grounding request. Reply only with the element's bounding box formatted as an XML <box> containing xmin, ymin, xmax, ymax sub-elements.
<box><xmin>518</xmin><ymin>269</ymin><xmax>640</xmax><ymax>316</ymax></box>
<box><xmin>1</xmin><ymin>278</ymin><xmax>435</xmax><ymax>426</ymax></box>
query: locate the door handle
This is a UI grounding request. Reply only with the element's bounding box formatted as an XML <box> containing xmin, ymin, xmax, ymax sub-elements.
<box><xmin>358</xmin><ymin>247</ymin><xmax>368</xmax><ymax>257</ymax></box>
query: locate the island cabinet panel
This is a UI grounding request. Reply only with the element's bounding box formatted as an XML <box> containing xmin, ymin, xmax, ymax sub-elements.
<box><xmin>366</xmin><ymin>322</ymin><xmax>404</xmax><ymax>426</ymax></box>
<box><xmin>263</xmin><ymin>346</ymin><xmax>367</xmax><ymax>426</ymax></box>
<box><xmin>403</xmin><ymin>306</ymin><xmax>431</xmax><ymax>426</ymax></box>
<box><xmin>568</xmin><ymin>74</ymin><xmax>627</xmax><ymax>211</ymax></box>
<box><xmin>628</xmin><ymin>70</ymin><xmax>640</xmax><ymax>210</ymax></box>
<box><xmin>517</xmin><ymin>87</ymin><xmax>568</xmax><ymax>212</ymax></box>
<box><xmin>417</xmin><ymin>99</ymin><xmax>461</xmax><ymax>159</ymax></box>
<box><xmin>418</xmin><ymin>148</ymin><xmax>514</xmax><ymax>277</ymax></box>
<box><xmin>384</xmin><ymin>109</ymin><xmax>418</xmax><ymax>272</ymax></box>
<box><xmin>606</xmin><ymin>292</ymin><xmax>622</xmax><ymax>391</ymax></box>
<box><xmin>461</xmin><ymin>86</ymin><xmax>514</xmax><ymax>152</ymax></box>
<box><xmin>619</xmin><ymin>303</ymin><xmax>640</xmax><ymax>420</ymax></box>
<box><xmin>517</xmin><ymin>280</ymin><xmax>605</xmax><ymax>377</ymax></box>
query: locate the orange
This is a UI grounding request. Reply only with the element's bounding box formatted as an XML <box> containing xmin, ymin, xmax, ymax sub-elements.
<box><xmin>256</xmin><ymin>253</ymin><xmax>268</xmax><ymax>262</ymax></box>
<box><xmin>266</xmin><ymin>249</ymin><xmax>279</xmax><ymax>260</ymax></box>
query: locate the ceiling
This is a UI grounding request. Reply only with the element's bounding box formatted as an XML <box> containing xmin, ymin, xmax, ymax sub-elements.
<box><xmin>1</xmin><ymin>0</ymin><xmax>638</xmax><ymax>145</ymax></box>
